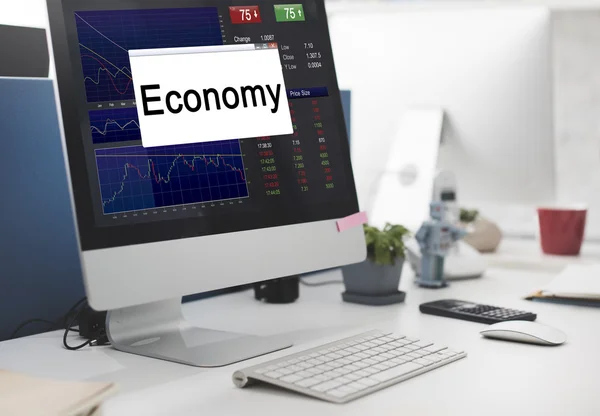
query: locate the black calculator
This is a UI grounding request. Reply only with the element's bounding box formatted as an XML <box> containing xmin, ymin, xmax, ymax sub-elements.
<box><xmin>419</xmin><ymin>299</ymin><xmax>537</xmax><ymax>324</ymax></box>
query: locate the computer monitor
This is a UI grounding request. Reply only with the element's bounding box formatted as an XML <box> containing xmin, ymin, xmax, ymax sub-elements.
<box><xmin>328</xmin><ymin>5</ymin><xmax>555</xmax><ymax>235</ymax></box>
<box><xmin>46</xmin><ymin>0</ymin><xmax>364</xmax><ymax>367</ymax></box>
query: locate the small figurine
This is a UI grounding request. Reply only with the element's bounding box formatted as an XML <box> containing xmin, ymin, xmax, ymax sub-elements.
<box><xmin>414</xmin><ymin>201</ymin><xmax>467</xmax><ymax>288</ymax></box>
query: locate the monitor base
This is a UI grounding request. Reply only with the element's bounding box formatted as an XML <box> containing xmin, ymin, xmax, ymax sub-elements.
<box><xmin>105</xmin><ymin>298</ymin><xmax>293</xmax><ymax>367</ymax></box>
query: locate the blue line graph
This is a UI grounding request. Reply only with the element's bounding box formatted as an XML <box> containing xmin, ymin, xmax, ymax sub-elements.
<box><xmin>74</xmin><ymin>8</ymin><xmax>223</xmax><ymax>103</ymax></box>
<box><xmin>96</xmin><ymin>142</ymin><xmax>249</xmax><ymax>215</ymax></box>
<box><xmin>89</xmin><ymin>107</ymin><xmax>141</xmax><ymax>144</ymax></box>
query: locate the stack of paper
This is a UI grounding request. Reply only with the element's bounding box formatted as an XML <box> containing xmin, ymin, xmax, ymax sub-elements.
<box><xmin>0</xmin><ymin>370</ymin><xmax>116</xmax><ymax>416</ymax></box>
<box><xmin>527</xmin><ymin>264</ymin><xmax>600</xmax><ymax>305</ymax></box>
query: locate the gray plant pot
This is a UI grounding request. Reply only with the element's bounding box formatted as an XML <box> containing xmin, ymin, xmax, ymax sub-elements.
<box><xmin>341</xmin><ymin>258</ymin><xmax>406</xmax><ymax>305</ymax></box>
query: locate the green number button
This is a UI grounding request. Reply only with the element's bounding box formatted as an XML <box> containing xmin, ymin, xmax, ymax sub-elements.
<box><xmin>274</xmin><ymin>4</ymin><xmax>305</xmax><ymax>22</ymax></box>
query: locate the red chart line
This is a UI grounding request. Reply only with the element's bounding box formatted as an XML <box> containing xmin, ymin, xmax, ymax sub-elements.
<box><xmin>81</xmin><ymin>54</ymin><xmax>133</xmax><ymax>95</ymax></box>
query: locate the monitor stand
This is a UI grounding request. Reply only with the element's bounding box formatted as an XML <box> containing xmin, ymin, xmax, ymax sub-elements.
<box><xmin>106</xmin><ymin>298</ymin><xmax>293</xmax><ymax>367</ymax></box>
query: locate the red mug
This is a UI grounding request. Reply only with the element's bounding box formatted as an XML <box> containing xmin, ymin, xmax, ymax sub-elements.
<box><xmin>537</xmin><ymin>206</ymin><xmax>587</xmax><ymax>256</ymax></box>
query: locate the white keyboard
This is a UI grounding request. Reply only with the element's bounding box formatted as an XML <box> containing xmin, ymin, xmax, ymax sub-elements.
<box><xmin>233</xmin><ymin>330</ymin><xmax>466</xmax><ymax>403</ymax></box>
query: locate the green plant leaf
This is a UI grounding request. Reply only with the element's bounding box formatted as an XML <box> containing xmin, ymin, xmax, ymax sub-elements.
<box><xmin>362</xmin><ymin>222</ymin><xmax>411</xmax><ymax>266</ymax></box>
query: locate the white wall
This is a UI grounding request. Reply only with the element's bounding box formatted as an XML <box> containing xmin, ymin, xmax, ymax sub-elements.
<box><xmin>0</xmin><ymin>0</ymin><xmax>49</xmax><ymax>28</ymax></box>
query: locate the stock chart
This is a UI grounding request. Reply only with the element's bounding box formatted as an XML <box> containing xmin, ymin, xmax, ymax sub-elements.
<box><xmin>96</xmin><ymin>141</ymin><xmax>249</xmax><ymax>214</ymax></box>
<box><xmin>75</xmin><ymin>7</ymin><xmax>223</xmax><ymax>103</ymax></box>
<box><xmin>89</xmin><ymin>107</ymin><xmax>141</xmax><ymax>144</ymax></box>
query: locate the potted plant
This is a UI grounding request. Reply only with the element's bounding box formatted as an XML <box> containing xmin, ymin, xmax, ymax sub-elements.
<box><xmin>341</xmin><ymin>223</ymin><xmax>410</xmax><ymax>305</ymax></box>
<box><xmin>460</xmin><ymin>208</ymin><xmax>502</xmax><ymax>253</ymax></box>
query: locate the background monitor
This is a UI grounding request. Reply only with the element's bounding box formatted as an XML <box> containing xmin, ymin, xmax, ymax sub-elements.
<box><xmin>46</xmin><ymin>0</ymin><xmax>364</xmax><ymax>366</ymax></box>
<box><xmin>329</xmin><ymin>5</ymin><xmax>554</xmax><ymax>235</ymax></box>
<box><xmin>0</xmin><ymin>24</ymin><xmax>49</xmax><ymax>77</ymax></box>
<box><xmin>0</xmin><ymin>78</ymin><xmax>84</xmax><ymax>341</ymax></box>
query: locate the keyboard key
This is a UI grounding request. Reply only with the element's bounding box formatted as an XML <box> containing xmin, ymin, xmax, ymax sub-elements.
<box><xmin>345</xmin><ymin>347</ymin><xmax>360</xmax><ymax>354</ymax></box>
<box><xmin>345</xmin><ymin>373</ymin><xmax>362</xmax><ymax>381</ymax></box>
<box><xmin>390</xmin><ymin>357</ymin><xmax>407</xmax><ymax>365</ymax></box>
<box><xmin>315</xmin><ymin>364</ymin><xmax>334</xmax><ymax>372</ymax></box>
<box><xmin>311</xmin><ymin>380</ymin><xmax>343</xmax><ymax>392</ymax></box>
<box><xmin>413</xmin><ymin>358</ymin><xmax>434</xmax><ymax>367</ymax></box>
<box><xmin>333</xmin><ymin>376</ymin><xmax>353</xmax><ymax>385</ymax></box>
<box><xmin>325</xmin><ymin>353</ymin><xmax>343</xmax><ymax>360</ymax></box>
<box><xmin>265</xmin><ymin>371</ymin><xmax>284</xmax><ymax>379</ymax></box>
<box><xmin>336</xmin><ymin>358</ymin><xmax>352</xmax><ymax>365</ymax></box>
<box><xmin>413</xmin><ymin>340</ymin><xmax>433</xmax><ymax>348</ymax></box>
<box><xmin>327</xmin><ymin>387</ymin><xmax>355</xmax><ymax>398</ymax></box>
<box><xmin>336</xmin><ymin>367</ymin><xmax>352</xmax><ymax>375</ymax></box>
<box><xmin>368</xmin><ymin>362</ymin><xmax>423</xmax><ymax>383</ymax></box>
<box><xmin>323</xmin><ymin>370</ymin><xmax>343</xmax><ymax>379</ymax></box>
<box><xmin>295</xmin><ymin>370</ymin><xmax>315</xmax><ymax>378</ymax></box>
<box><xmin>295</xmin><ymin>377</ymin><xmax>322</xmax><ymax>388</ymax></box>
<box><xmin>266</xmin><ymin>365</ymin><xmax>279</xmax><ymax>371</ymax></box>
<box><xmin>354</xmin><ymin>361</ymin><xmax>370</xmax><ymax>369</ymax></box>
<box><xmin>372</xmin><ymin>363</ymin><xmax>389</xmax><ymax>371</ymax></box>
<box><xmin>347</xmin><ymin>382</ymin><xmax>370</xmax><ymax>391</ymax></box>
<box><xmin>306</xmin><ymin>359</ymin><xmax>324</xmax><ymax>366</ymax></box>
<box><xmin>362</xmin><ymin>367</ymin><xmax>379</xmax><ymax>375</ymax></box>
<box><xmin>254</xmin><ymin>367</ymin><xmax>268</xmax><ymax>374</ymax></box>
<box><xmin>404</xmin><ymin>345</ymin><xmax>420</xmax><ymax>351</ymax></box>
<box><xmin>278</xmin><ymin>368</ymin><xmax>294</xmax><ymax>376</ymax></box>
<box><xmin>355</xmin><ymin>352</ymin><xmax>370</xmax><ymax>359</ymax></box>
<box><xmin>355</xmin><ymin>377</ymin><xmax>379</xmax><ymax>387</ymax></box>
<box><xmin>297</xmin><ymin>362</ymin><xmax>313</xmax><ymax>369</ymax></box>
<box><xmin>354</xmin><ymin>370</ymin><xmax>371</xmax><ymax>378</ymax></box>
<box><xmin>280</xmin><ymin>374</ymin><xmax>304</xmax><ymax>383</ymax></box>
<box><xmin>372</xmin><ymin>347</ymin><xmax>387</xmax><ymax>353</ymax></box>
<box><xmin>287</xmin><ymin>365</ymin><xmax>304</xmax><ymax>372</ymax></box>
<box><xmin>424</xmin><ymin>345</ymin><xmax>447</xmax><ymax>353</ymax></box>
<box><xmin>362</xmin><ymin>358</ymin><xmax>378</xmax><ymax>366</ymax></box>
<box><xmin>306</xmin><ymin>367</ymin><xmax>324</xmax><ymax>375</ymax></box>
<box><xmin>380</xmin><ymin>352</ymin><xmax>395</xmax><ymax>359</ymax></box>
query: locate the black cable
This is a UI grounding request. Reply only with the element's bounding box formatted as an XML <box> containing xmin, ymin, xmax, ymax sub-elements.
<box><xmin>9</xmin><ymin>297</ymin><xmax>88</xmax><ymax>340</ymax></box>
<box><xmin>9</xmin><ymin>319</ymin><xmax>58</xmax><ymax>339</ymax></box>
<box><xmin>63</xmin><ymin>304</ymin><xmax>94</xmax><ymax>351</ymax></box>
<box><xmin>60</xmin><ymin>297</ymin><xmax>88</xmax><ymax>329</ymax></box>
<box><xmin>300</xmin><ymin>278</ymin><xmax>343</xmax><ymax>287</ymax></box>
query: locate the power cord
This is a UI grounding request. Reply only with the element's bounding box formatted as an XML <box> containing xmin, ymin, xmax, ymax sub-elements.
<box><xmin>62</xmin><ymin>303</ymin><xmax>93</xmax><ymax>350</ymax></box>
<box><xmin>62</xmin><ymin>298</ymin><xmax>109</xmax><ymax>350</ymax></box>
<box><xmin>299</xmin><ymin>277</ymin><xmax>343</xmax><ymax>287</ymax></box>
<box><xmin>9</xmin><ymin>319</ymin><xmax>61</xmax><ymax>339</ymax></box>
<box><xmin>9</xmin><ymin>297</ymin><xmax>109</xmax><ymax>350</ymax></box>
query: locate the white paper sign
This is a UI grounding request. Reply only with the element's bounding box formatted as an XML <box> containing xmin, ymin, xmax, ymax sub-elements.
<box><xmin>129</xmin><ymin>44</ymin><xmax>293</xmax><ymax>148</ymax></box>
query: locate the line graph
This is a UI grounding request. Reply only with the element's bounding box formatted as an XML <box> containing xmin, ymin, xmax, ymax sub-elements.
<box><xmin>89</xmin><ymin>108</ymin><xmax>141</xmax><ymax>144</ymax></box>
<box><xmin>96</xmin><ymin>141</ymin><xmax>249</xmax><ymax>214</ymax></box>
<box><xmin>74</xmin><ymin>8</ymin><xmax>223</xmax><ymax>103</ymax></box>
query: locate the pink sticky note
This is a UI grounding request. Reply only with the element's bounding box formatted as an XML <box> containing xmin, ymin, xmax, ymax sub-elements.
<box><xmin>337</xmin><ymin>211</ymin><xmax>368</xmax><ymax>232</ymax></box>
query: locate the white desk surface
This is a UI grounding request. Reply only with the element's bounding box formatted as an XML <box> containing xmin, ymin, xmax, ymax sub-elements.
<box><xmin>1</xmin><ymin>240</ymin><xmax>600</xmax><ymax>415</ymax></box>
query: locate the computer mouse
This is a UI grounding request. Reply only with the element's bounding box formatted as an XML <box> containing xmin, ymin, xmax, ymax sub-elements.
<box><xmin>480</xmin><ymin>320</ymin><xmax>567</xmax><ymax>346</ymax></box>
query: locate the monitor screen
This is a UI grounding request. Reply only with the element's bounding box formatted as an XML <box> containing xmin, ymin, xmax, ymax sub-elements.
<box><xmin>48</xmin><ymin>0</ymin><xmax>357</xmax><ymax>251</ymax></box>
